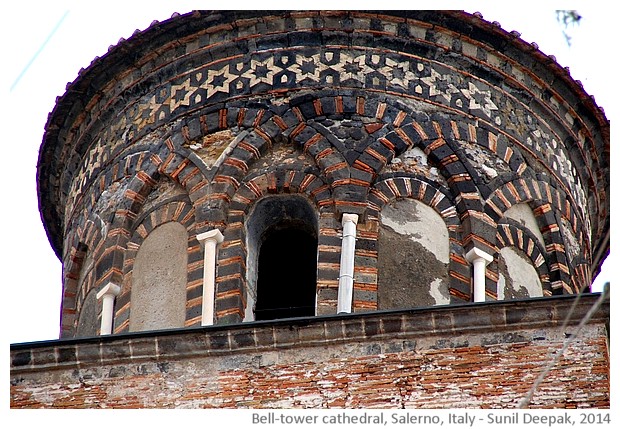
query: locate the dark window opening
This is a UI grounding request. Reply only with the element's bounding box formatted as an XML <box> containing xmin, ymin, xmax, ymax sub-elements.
<box><xmin>254</xmin><ymin>222</ymin><xmax>317</xmax><ymax>320</ymax></box>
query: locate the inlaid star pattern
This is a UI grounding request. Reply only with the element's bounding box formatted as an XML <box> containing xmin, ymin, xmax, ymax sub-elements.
<box><xmin>461</xmin><ymin>82</ymin><xmax>498</xmax><ymax>118</ymax></box>
<box><xmin>381</xmin><ymin>58</ymin><xmax>416</xmax><ymax>89</ymax></box>
<box><xmin>421</xmin><ymin>68</ymin><xmax>460</xmax><ymax>104</ymax></box>
<box><xmin>247</xmin><ymin>58</ymin><xmax>283</xmax><ymax>86</ymax></box>
<box><xmin>333</xmin><ymin>54</ymin><xmax>367</xmax><ymax>82</ymax></box>
<box><xmin>68</xmin><ymin>48</ymin><xmax>585</xmax><ymax>229</ymax></box>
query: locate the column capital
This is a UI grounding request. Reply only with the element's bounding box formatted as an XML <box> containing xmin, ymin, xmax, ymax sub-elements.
<box><xmin>341</xmin><ymin>213</ymin><xmax>359</xmax><ymax>225</ymax></box>
<box><xmin>96</xmin><ymin>282</ymin><xmax>121</xmax><ymax>300</ymax></box>
<box><xmin>197</xmin><ymin>229</ymin><xmax>224</xmax><ymax>244</ymax></box>
<box><xmin>465</xmin><ymin>247</ymin><xmax>494</xmax><ymax>264</ymax></box>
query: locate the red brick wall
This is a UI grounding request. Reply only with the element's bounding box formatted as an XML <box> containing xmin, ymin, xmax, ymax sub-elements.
<box><xmin>10</xmin><ymin>296</ymin><xmax>609</xmax><ymax>409</ymax></box>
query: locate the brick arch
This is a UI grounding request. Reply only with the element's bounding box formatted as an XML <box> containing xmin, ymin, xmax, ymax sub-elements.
<box><xmin>368</xmin><ymin>176</ymin><xmax>470</xmax><ymax>302</ymax></box>
<box><xmin>171</xmin><ymin>95</ymin><xmax>445</xmax><ymax>219</ymax></box>
<box><xmin>94</xmin><ymin>141</ymin><xmax>210</xmax><ymax>287</ymax></box>
<box><xmin>215</xmin><ymin>170</ymin><xmax>334</xmax><ymax>324</ymax></box>
<box><xmin>358</xmin><ymin>108</ymin><xmax>532</xmax><ymax>256</ymax></box>
<box><xmin>289</xmin><ymin>94</ymin><xmax>529</xmax><ymax>186</ymax></box>
<box><xmin>484</xmin><ymin>178</ymin><xmax>587</xmax><ymax>294</ymax></box>
<box><xmin>268</xmin><ymin>94</ymin><xmax>525</xmax><ymax>223</ymax></box>
<box><xmin>572</xmin><ymin>260</ymin><xmax>593</xmax><ymax>294</ymax></box>
<box><xmin>170</xmin><ymin>104</ymin><xmax>317</xmax><ymax>227</ymax></box>
<box><xmin>494</xmin><ymin>221</ymin><xmax>552</xmax><ymax>298</ymax></box>
<box><xmin>172</xmin><ymin>95</ymin><xmax>366</xmax><ymax>221</ymax></box>
<box><xmin>171</xmin><ymin>93</ymin><xmax>534</xmax><ymax>229</ymax></box>
<box><xmin>60</xmin><ymin>240</ymin><xmax>87</xmax><ymax>338</ymax></box>
<box><xmin>64</xmin><ymin>139</ymin><xmax>209</xmax><ymax>249</ymax></box>
<box><xmin>319</xmin><ymin>101</ymin><xmax>541</xmax><ymax>304</ymax></box>
<box><xmin>60</xmin><ymin>199</ymin><xmax>115</xmax><ymax>338</ymax></box>
<box><xmin>203</xmin><ymin>103</ymin><xmax>359</xmax><ymax>219</ymax></box>
<box><xmin>170</xmin><ymin>94</ymin><xmax>541</xmax><ymax>259</ymax></box>
<box><xmin>64</xmin><ymin>144</ymin><xmax>203</xmax><ymax>337</ymax></box>
<box><xmin>114</xmin><ymin>196</ymin><xmax>197</xmax><ymax>334</ymax></box>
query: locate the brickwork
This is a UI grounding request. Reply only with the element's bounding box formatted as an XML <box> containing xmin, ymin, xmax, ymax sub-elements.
<box><xmin>494</xmin><ymin>220</ymin><xmax>551</xmax><ymax>295</ymax></box>
<box><xmin>36</xmin><ymin>11</ymin><xmax>608</xmax><ymax>336</ymax></box>
<box><xmin>10</xmin><ymin>295</ymin><xmax>609</xmax><ymax>408</ymax></box>
<box><xmin>28</xmin><ymin>10</ymin><xmax>610</xmax><ymax>406</ymax></box>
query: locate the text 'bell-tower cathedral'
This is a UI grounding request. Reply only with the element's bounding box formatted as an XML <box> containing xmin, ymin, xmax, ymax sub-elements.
<box><xmin>12</xmin><ymin>10</ymin><xmax>609</xmax><ymax>409</ymax></box>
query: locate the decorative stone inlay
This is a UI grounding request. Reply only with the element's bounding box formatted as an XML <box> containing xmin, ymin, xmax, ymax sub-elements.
<box><xmin>36</xmin><ymin>11</ymin><xmax>608</xmax><ymax>336</ymax></box>
<box><xmin>65</xmin><ymin>47</ymin><xmax>589</xmax><ymax>235</ymax></box>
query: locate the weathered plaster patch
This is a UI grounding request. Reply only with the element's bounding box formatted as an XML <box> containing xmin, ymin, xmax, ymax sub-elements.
<box><xmin>497</xmin><ymin>247</ymin><xmax>543</xmax><ymax>300</ymax></box>
<box><xmin>429</xmin><ymin>278</ymin><xmax>450</xmax><ymax>305</ymax></box>
<box><xmin>386</xmin><ymin>146</ymin><xmax>447</xmax><ymax>186</ymax></box>
<box><xmin>380</xmin><ymin>199</ymin><xmax>449</xmax><ymax>264</ymax></box>
<box><xmin>378</xmin><ymin>199</ymin><xmax>450</xmax><ymax>309</ymax></box>
<box><xmin>503</xmin><ymin>203</ymin><xmax>545</xmax><ymax>247</ymax></box>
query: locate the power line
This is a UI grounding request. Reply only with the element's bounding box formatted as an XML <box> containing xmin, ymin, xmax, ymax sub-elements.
<box><xmin>10</xmin><ymin>10</ymin><xmax>69</xmax><ymax>92</ymax></box>
<box><xmin>518</xmin><ymin>285</ymin><xmax>608</xmax><ymax>408</ymax></box>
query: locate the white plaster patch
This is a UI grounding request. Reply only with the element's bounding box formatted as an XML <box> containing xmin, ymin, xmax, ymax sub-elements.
<box><xmin>429</xmin><ymin>278</ymin><xmax>450</xmax><ymax>305</ymax></box>
<box><xmin>497</xmin><ymin>247</ymin><xmax>543</xmax><ymax>299</ymax></box>
<box><xmin>381</xmin><ymin>199</ymin><xmax>449</xmax><ymax>264</ymax></box>
<box><xmin>497</xmin><ymin>272</ymin><xmax>506</xmax><ymax>300</ymax></box>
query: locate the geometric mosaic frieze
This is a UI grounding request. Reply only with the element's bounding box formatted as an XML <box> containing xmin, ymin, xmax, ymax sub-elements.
<box><xmin>37</xmin><ymin>12</ymin><xmax>609</xmax><ymax>328</ymax></box>
<box><xmin>70</xmin><ymin>48</ymin><xmax>589</xmax><ymax>230</ymax></box>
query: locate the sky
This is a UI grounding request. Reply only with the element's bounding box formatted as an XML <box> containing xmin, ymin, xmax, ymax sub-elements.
<box><xmin>2</xmin><ymin>1</ymin><xmax>615</xmax><ymax>346</ymax></box>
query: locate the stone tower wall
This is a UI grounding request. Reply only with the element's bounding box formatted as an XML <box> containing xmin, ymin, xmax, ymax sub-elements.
<box><xmin>36</xmin><ymin>11</ymin><xmax>609</xmax><ymax>337</ymax></box>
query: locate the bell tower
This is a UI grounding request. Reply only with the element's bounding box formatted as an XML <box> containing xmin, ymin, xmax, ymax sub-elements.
<box><xmin>13</xmin><ymin>10</ymin><xmax>609</xmax><ymax>409</ymax></box>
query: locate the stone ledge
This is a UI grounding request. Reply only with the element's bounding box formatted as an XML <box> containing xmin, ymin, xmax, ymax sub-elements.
<box><xmin>10</xmin><ymin>294</ymin><xmax>608</xmax><ymax>374</ymax></box>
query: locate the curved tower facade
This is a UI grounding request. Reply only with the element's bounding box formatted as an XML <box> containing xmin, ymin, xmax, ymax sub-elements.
<box><xmin>37</xmin><ymin>10</ymin><xmax>608</xmax><ymax>337</ymax></box>
<box><xmin>13</xmin><ymin>10</ymin><xmax>609</xmax><ymax>409</ymax></box>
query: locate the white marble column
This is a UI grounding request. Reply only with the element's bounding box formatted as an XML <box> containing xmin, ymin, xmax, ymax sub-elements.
<box><xmin>465</xmin><ymin>247</ymin><xmax>494</xmax><ymax>302</ymax></box>
<box><xmin>197</xmin><ymin>229</ymin><xmax>224</xmax><ymax>326</ymax></box>
<box><xmin>96</xmin><ymin>282</ymin><xmax>121</xmax><ymax>335</ymax></box>
<box><xmin>337</xmin><ymin>213</ymin><xmax>359</xmax><ymax>313</ymax></box>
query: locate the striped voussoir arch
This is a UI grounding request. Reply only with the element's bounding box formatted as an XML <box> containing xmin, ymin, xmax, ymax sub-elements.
<box><xmin>368</xmin><ymin>176</ymin><xmax>470</xmax><ymax>302</ymax></box>
<box><xmin>214</xmin><ymin>169</ymin><xmax>334</xmax><ymax>323</ymax></box>
<box><xmin>82</xmin><ymin>137</ymin><xmax>210</xmax><ymax>307</ymax></box>
<box><xmin>60</xmin><ymin>216</ymin><xmax>104</xmax><ymax>338</ymax></box>
<box><xmin>114</xmin><ymin>197</ymin><xmax>197</xmax><ymax>334</ymax></box>
<box><xmin>495</xmin><ymin>221</ymin><xmax>552</xmax><ymax>297</ymax></box>
<box><xmin>485</xmin><ymin>178</ymin><xmax>587</xmax><ymax>295</ymax></box>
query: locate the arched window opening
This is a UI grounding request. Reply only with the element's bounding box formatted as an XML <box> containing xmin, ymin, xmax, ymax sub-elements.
<box><xmin>246</xmin><ymin>196</ymin><xmax>318</xmax><ymax>321</ymax></box>
<box><xmin>255</xmin><ymin>223</ymin><xmax>317</xmax><ymax>320</ymax></box>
